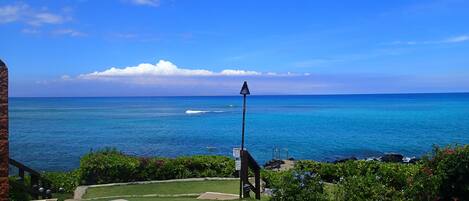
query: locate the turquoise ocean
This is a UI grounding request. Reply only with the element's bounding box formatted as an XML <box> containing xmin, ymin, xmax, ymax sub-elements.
<box><xmin>9</xmin><ymin>93</ymin><xmax>469</xmax><ymax>171</ymax></box>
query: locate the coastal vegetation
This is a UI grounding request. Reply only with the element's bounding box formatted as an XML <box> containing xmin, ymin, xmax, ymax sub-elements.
<box><xmin>263</xmin><ymin>145</ymin><xmax>469</xmax><ymax>200</ymax></box>
<box><xmin>9</xmin><ymin>145</ymin><xmax>469</xmax><ymax>200</ymax></box>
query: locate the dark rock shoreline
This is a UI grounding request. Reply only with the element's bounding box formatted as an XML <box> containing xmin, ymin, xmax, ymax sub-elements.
<box><xmin>333</xmin><ymin>153</ymin><xmax>420</xmax><ymax>164</ymax></box>
<box><xmin>264</xmin><ymin>153</ymin><xmax>420</xmax><ymax>169</ymax></box>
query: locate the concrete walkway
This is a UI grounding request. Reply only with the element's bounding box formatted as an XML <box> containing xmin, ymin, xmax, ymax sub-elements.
<box><xmin>197</xmin><ymin>192</ymin><xmax>239</xmax><ymax>200</ymax></box>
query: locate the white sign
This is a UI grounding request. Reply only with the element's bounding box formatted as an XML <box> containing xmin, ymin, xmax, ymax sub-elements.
<box><xmin>235</xmin><ymin>159</ymin><xmax>241</xmax><ymax>170</ymax></box>
<box><xmin>233</xmin><ymin>148</ymin><xmax>241</xmax><ymax>158</ymax></box>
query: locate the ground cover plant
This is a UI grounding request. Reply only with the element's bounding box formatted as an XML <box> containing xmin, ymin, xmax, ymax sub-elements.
<box><xmin>262</xmin><ymin>145</ymin><xmax>469</xmax><ymax>201</ymax></box>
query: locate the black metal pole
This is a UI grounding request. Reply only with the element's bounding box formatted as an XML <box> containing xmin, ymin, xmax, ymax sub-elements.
<box><xmin>239</xmin><ymin>94</ymin><xmax>247</xmax><ymax>198</ymax></box>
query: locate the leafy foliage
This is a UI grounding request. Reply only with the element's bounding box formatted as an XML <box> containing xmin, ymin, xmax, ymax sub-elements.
<box><xmin>263</xmin><ymin>145</ymin><xmax>469</xmax><ymax>201</ymax></box>
<box><xmin>8</xmin><ymin>177</ymin><xmax>32</xmax><ymax>201</ymax></box>
<box><xmin>294</xmin><ymin>160</ymin><xmax>419</xmax><ymax>186</ymax></box>
<box><xmin>334</xmin><ymin>174</ymin><xmax>407</xmax><ymax>201</ymax></box>
<box><xmin>269</xmin><ymin>170</ymin><xmax>328</xmax><ymax>201</ymax></box>
<box><xmin>80</xmin><ymin>148</ymin><xmax>140</xmax><ymax>184</ymax></box>
<box><xmin>44</xmin><ymin>170</ymin><xmax>81</xmax><ymax>193</ymax></box>
<box><xmin>79</xmin><ymin>148</ymin><xmax>235</xmax><ymax>185</ymax></box>
<box><xmin>406</xmin><ymin>145</ymin><xmax>469</xmax><ymax>201</ymax></box>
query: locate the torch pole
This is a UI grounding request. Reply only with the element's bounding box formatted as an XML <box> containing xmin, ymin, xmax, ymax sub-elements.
<box><xmin>239</xmin><ymin>94</ymin><xmax>247</xmax><ymax>198</ymax></box>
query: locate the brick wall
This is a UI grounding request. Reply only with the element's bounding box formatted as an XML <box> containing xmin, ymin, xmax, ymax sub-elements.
<box><xmin>0</xmin><ymin>60</ymin><xmax>8</xmax><ymax>201</ymax></box>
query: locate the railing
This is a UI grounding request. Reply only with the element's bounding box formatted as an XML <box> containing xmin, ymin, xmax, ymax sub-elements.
<box><xmin>9</xmin><ymin>158</ymin><xmax>53</xmax><ymax>199</ymax></box>
<box><xmin>240</xmin><ymin>150</ymin><xmax>261</xmax><ymax>199</ymax></box>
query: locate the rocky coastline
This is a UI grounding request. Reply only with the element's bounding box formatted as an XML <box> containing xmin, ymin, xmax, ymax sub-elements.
<box><xmin>264</xmin><ymin>153</ymin><xmax>420</xmax><ymax>170</ymax></box>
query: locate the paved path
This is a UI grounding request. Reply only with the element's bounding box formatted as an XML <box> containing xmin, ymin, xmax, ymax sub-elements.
<box><xmin>197</xmin><ymin>192</ymin><xmax>239</xmax><ymax>200</ymax></box>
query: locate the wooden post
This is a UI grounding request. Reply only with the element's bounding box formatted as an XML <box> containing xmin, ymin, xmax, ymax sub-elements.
<box><xmin>241</xmin><ymin>150</ymin><xmax>250</xmax><ymax>198</ymax></box>
<box><xmin>30</xmin><ymin>175</ymin><xmax>39</xmax><ymax>199</ymax></box>
<box><xmin>18</xmin><ymin>169</ymin><xmax>25</xmax><ymax>184</ymax></box>
<box><xmin>255</xmin><ymin>169</ymin><xmax>260</xmax><ymax>200</ymax></box>
<box><xmin>0</xmin><ymin>59</ymin><xmax>9</xmax><ymax>201</ymax></box>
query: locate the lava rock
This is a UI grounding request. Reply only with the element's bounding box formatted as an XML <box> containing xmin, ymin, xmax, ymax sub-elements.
<box><xmin>264</xmin><ymin>160</ymin><xmax>284</xmax><ymax>169</ymax></box>
<box><xmin>381</xmin><ymin>153</ymin><xmax>404</xmax><ymax>163</ymax></box>
<box><xmin>334</xmin><ymin>157</ymin><xmax>358</xmax><ymax>163</ymax></box>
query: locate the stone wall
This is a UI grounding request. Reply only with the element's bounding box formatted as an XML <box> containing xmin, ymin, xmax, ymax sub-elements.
<box><xmin>0</xmin><ymin>60</ymin><xmax>8</xmax><ymax>201</ymax></box>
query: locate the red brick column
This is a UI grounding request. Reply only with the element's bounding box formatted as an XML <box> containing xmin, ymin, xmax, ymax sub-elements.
<box><xmin>0</xmin><ymin>60</ymin><xmax>8</xmax><ymax>201</ymax></box>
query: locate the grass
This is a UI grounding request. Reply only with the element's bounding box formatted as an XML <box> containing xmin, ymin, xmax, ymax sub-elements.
<box><xmin>84</xmin><ymin>180</ymin><xmax>242</xmax><ymax>199</ymax></box>
<box><xmin>89</xmin><ymin>197</ymin><xmax>210</xmax><ymax>201</ymax></box>
<box><xmin>90</xmin><ymin>197</ymin><xmax>269</xmax><ymax>201</ymax></box>
<box><xmin>83</xmin><ymin>179</ymin><xmax>336</xmax><ymax>201</ymax></box>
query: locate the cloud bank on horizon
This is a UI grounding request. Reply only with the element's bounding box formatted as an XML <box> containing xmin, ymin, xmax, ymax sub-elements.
<box><xmin>75</xmin><ymin>60</ymin><xmax>305</xmax><ymax>80</ymax></box>
<box><xmin>10</xmin><ymin>58</ymin><xmax>464</xmax><ymax>97</ymax></box>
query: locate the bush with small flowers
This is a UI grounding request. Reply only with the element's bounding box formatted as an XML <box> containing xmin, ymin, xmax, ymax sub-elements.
<box><xmin>270</xmin><ymin>170</ymin><xmax>328</xmax><ymax>201</ymax></box>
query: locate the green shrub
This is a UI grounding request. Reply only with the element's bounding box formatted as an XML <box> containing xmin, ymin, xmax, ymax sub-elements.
<box><xmin>79</xmin><ymin>148</ymin><xmax>236</xmax><ymax>185</ymax></box>
<box><xmin>295</xmin><ymin>160</ymin><xmax>340</xmax><ymax>182</ymax></box>
<box><xmin>261</xmin><ymin>169</ymin><xmax>283</xmax><ymax>188</ymax></box>
<box><xmin>335</xmin><ymin>174</ymin><xmax>407</xmax><ymax>201</ymax></box>
<box><xmin>270</xmin><ymin>170</ymin><xmax>328</xmax><ymax>201</ymax></box>
<box><xmin>43</xmin><ymin>170</ymin><xmax>81</xmax><ymax>193</ymax></box>
<box><xmin>295</xmin><ymin>160</ymin><xmax>419</xmax><ymax>189</ymax></box>
<box><xmin>79</xmin><ymin>148</ymin><xmax>140</xmax><ymax>184</ymax></box>
<box><xmin>406</xmin><ymin>145</ymin><xmax>469</xmax><ymax>200</ymax></box>
<box><xmin>9</xmin><ymin>177</ymin><xmax>32</xmax><ymax>201</ymax></box>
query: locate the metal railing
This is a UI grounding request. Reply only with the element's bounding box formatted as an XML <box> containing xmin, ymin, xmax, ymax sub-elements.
<box><xmin>240</xmin><ymin>150</ymin><xmax>261</xmax><ymax>199</ymax></box>
<box><xmin>9</xmin><ymin>158</ymin><xmax>53</xmax><ymax>199</ymax></box>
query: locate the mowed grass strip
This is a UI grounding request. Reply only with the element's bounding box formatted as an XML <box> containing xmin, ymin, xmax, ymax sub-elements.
<box><xmin>89</xmin><ymin>197</ymin><xmax>269</xmax><ymax>201</ymax></box>
<box><xmin>83</xmin><ymin>180</ymin><xmax>240</xmax><ymax>199</ymax></box>
<box><xmin>89</xmin><ymin>197</ymin><xmax>201</xmax><ymax>201</ymax></box>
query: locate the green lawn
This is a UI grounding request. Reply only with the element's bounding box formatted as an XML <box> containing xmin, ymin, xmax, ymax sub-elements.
<box><xmin>89</xmin><ymin>197</ymin><xmax>212</xmax><ymax>201</ymax></box>
<box><xmin>83</xmin><ymin>180</ymin><xmax>253</xmax><ymax>200</ymax></box>
<box><xmin>76</xmin><ymin>179</ymin><xmax>338</xmax><ymax>201</ymax></box>
<box><xmin>90</xmin><ymin>197</ymin><xmax>268</xmax><ymax>201</ymax></box>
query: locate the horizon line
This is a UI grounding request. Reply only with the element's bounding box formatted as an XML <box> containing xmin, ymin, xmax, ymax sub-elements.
<box><xmin>9</xmin><ymin>91</ymin><xmax>469</xmax><ymax>99</ymax></box>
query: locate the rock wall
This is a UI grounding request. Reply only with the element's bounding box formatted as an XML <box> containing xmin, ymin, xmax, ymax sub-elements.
<box><xmin>0</xmin><ymin>60</ymin><xmax>8</xmax><ymax>201</ymax></box>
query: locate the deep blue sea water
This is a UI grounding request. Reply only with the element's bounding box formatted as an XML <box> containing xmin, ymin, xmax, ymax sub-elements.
<box><xmin>8</xmin><ymin>93</ymin><xmax>469</xmax><ymax>171</ymax></box>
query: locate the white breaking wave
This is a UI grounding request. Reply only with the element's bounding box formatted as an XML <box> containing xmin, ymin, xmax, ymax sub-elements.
<box><xmin>185</xmin><ymin>110</ymin><xmax>224</xmax><ymax>114</ymax></box>
<box><xmin>185</xmin><ymin>110</ymin><xmax>209</xmax><ymax>114</ymax></box>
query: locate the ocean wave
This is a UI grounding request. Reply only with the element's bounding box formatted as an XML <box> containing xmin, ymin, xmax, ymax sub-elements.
<box><xmin>185</xmin><ymin>110</ymin><xmax>209</xmax><ymax>114</ymax></box>
<box><xmin>185</xmin><ymin>110</ymin><xmax>225</xmax><ymax>114</ymax></box>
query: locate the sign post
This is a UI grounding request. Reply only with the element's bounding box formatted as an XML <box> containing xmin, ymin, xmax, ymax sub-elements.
<box><xmin>239</xmin><ymin>81</ymin><xmax>250</xmax><ymax>198</ymax></box>
<box><xmin>233</xmin><ymin>148</ymin><xmax>241</xmax><ymax>171</ymax></box>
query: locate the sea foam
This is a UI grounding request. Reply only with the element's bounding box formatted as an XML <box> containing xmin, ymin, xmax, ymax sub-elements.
<box><xmin>185</xmin><ymin>110</ymin><xmax>209</xmax><ymax>114</ymax></box>
<box><xmin>185</xmin><ymin>110</ymin><xmax>225</xmax><ymax>114</ymax></box>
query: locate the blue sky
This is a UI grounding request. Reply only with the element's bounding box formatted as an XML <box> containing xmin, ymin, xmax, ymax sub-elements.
<box><xmin>1</xmin><ymin>0</ymin><xmax>469</xmax><ymax>96</ymax></box>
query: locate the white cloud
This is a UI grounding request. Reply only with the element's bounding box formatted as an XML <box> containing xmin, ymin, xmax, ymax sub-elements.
<box><xmin>388</xmin><ymin>35</ymin><xmax>469</xmax><ymax>46</ymax></box>
<box><xmin>21</xmin><ymin>28</ymin><xmax>40</xmax><ymax>34</ymax></box>
<box><xmin>220</xmin><ymin>69</ymin><xmax>261</xmax><ymax>76</ymax></box>
<box><xmin>52</xmin><ymin>29</ymin><xmax>87</xmax><ymax>37</ymax></box>
<box><xmin>28</xmin><ymin>12</ymin><xmax>65</xmax><ymax>26</ymax></box>
<box><xmin>61</xmin><ymin>75</ymin><xmax>71</xmax><ymax>80</ymax></box>
<box><xmin>0</xmin><ymin>4</ymin><xmax>26</xmax><ymax>24</ymax></box>
<box><xmin>444</xmin><ymin>35</ymin><xmax>469</xmax><ymax>43</ymax></box>
<box><xmin>129</xmin><ymin>0</ymin><xmax>160</xmax><ymax>7</ymax></box>
<box><xmin>76</xmin><ymin>60</ymin><xmax>302</xmax><ymax>80</ymax></box>
<box><xmin>0</xmin><ymin>3</ymin><xmax>68</xmax><ymax>26</ymax></box>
